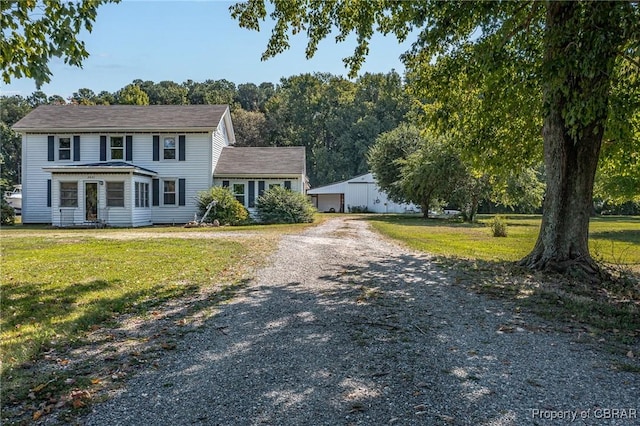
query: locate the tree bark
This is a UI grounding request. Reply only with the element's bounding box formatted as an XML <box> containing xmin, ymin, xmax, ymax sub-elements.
<box><xmin>519</xmin><ymin>1</ymin><xmax>622</xmax><ymax>280</ymax></box>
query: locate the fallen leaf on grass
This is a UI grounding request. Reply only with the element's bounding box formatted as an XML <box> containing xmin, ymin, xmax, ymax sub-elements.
<box><xmin>70</xmin><ymin>389</ymin><xmax>91</xmax><ymax>409</ymax></box>
<box><xmin>91</xmin><ymin>378</ymin><xmax>101</xmax><ymax>385</ymax></box>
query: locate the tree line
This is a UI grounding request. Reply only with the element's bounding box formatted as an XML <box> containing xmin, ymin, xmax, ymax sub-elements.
<box><xmin>2</xmin><ymin>70</ymin><xmax>637</xmax><ymax>217</ymax></box>
<box><xmin>1</xmin><ymin>72</ymin><xmax>410</xmax><ymax>190</ymax></box>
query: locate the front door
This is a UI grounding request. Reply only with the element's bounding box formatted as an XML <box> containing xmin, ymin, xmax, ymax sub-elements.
<box><xmin>85</xmin><ymin>182</ymin><xmax>98</xmax><ymax>222</ymax></box>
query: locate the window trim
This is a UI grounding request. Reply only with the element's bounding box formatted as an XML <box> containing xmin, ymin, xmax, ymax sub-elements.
<box><xmin>233</xmin><ymin>183</ymin><xmax>246</xmax><ymax>206</ymax></box>
<box><xmin>163</xmin><ymin>179</ymin><xmax>177</xmax><ymax>206</ymax></box>
<box><xmin>59</xmin><ymin>181</ymin><xmax>78</xmax><ymax>207</ymax></box>
<box><xmin>58</xmin><ymin>136</ymin><xmax>72</xmax><ymax>161</ymax></box>
<box><xmin>110</xmin><ymin>136</ymin><xmax>125</xmax><ymax>161</ymax></box>
<box><xmin>106</xmin><ymin>181</ymin><xmax>125</xmax><ymax>207</ymax></box>
<box><xmin>163</xmin><ymin>136</ymin><xmax>177</xmax><ymax>161</ymax></box>
<box><xmin>135</xmin><ymin>181</ymin><xmax>150</xmax><ymax>208</ymax></box>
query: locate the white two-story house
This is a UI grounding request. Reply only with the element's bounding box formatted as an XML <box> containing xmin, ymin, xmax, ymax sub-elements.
<box><xmin>13</xmin><ymin>105</ymin><xmax>308</xmax><ymax>227</ymax></box>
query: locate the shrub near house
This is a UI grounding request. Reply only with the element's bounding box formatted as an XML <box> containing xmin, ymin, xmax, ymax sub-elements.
<box><xmin>256</xmin><ymin>186</ymin><xmax>316</xmax><ymax>224</ymax></box>
<box><xmin>196</xmin><ymin>186</ymin><xmax>248</xmax><ymax>225</ymax></box>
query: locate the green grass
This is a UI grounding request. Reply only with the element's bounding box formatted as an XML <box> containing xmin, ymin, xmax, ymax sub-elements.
<box><xmin>0</xmin><ymin>218</ymin><xmax>322</xmax><ymax>371</ymax></box>
<box><xmin>1</xmin><ymin>236</ymin><xmax>257</xmax><ymax>372</ymax></box>
<box><xmin>0</xmin><ymin>219</ymin><xmax>321</xmax><ymax>422</ymax></box>
<box><xmin>367</xmin><ymin>214</ymin><xmax>640</xmax><ymax>268</ymax></box>
<box><xmin>368</xmin><ymin>214</ymin><xmax>640</xmax><ymax>350</ymax></box>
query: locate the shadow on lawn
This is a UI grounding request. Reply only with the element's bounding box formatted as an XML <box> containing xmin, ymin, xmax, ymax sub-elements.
<box><xmin>590</xmin><ymin>230</ymin><xmax>640</xmax><ymax>245</ymax></box>
<box><xmin>363</xmin><ymin>214</ymin><xmax>484</xmax><ymax>228</ymax></box>
<box><xmin>83</xmin><ymin>250</ymin><xmax>638</xmax><ymax>426</ymax></box>
<box><xmin>1</xmin><ymin>278</ymin><xmax>201</xmax><ymax>351</ymax></box>
<box><xmin>1</xmin><ymin>277</ymin><xmax>250</xmax><ymax>424</ymax></box>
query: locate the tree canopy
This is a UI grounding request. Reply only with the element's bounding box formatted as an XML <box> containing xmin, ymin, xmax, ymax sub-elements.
<box><xmin>231</xmin><ymin>0</ymin><xmax>639</xmax><ymax>278</ymax></box>
<box><xmin>1</xmin><ymin>0</ymin><xmax>119</xmax><ymax>88</ymax></box>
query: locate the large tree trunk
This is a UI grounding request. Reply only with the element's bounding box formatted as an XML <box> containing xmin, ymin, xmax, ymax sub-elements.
<box><xmin>520</xmin><ymin>106</ymin><xmax>602</xmax><ymax>275</ymax></box>
<box><xmin>519</xmin><ymin>1</ymin><xmax>622</xmax><ymax>279</ymax></box>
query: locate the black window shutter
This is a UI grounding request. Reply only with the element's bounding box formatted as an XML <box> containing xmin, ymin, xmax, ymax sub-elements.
<box><xmin>222</xmin><ymin>180</ymin><xmax>229</xmax><ymax>188</ymax></box>
<box><xmin>47</xmin><ymin>179</ymin><xmax>52</xmax><ymax>207</ymax></box>
<box><xmin>152</xmin><ymin>179</ymin><xmax>160</xmax><ymax>206</ymax></box>
<box><xmin>178</xmin><ymin>135</ymin><xmax>186</xmax><ymax>161</ymax></box>
<box><xmin>258</xmin><ymin>181</ymin><xmax>265</xmax><ymax>196</ymax></box>
<box><xmin>73</xmin><ymin>135</ymin><xmax>81</xmax><ymax>161</ymax></box>
<box><xmin>284</xmin><ymin>181</ymin><xmax>291</xmax><ymax>190</ymax></box>
<box><xmin>178</xmin><ymin>179</ymin><xmax>186</xmax><ymax>206</ymax></box>
<box><xmin>100</xmin><ymin>136</ymin><xmax>107</xmax><ymax>161</ymax></box>
<box><xmin>126</xmin><ymin>135</ymin><xmax>133</xmax><ymax>161</ymax></box>
<box><xmin>152</xmin><ymin>136</ymin><xmax>160</xmax><ymax>161</ymax></box>
<box><xmin>47</xmin><ymin>136</ymin><xmax>55</xmax><ymax>161</ymax></box>
<box><xmin>248</xmin><ymin>181</ymin><xmax>255</xmax><ymax>208</ymax></box>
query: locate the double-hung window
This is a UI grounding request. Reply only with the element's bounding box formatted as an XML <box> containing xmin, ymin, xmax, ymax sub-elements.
<box><xmin>233</xmin><ymin>183</ymin><xmax>245</xmax><ymax>206</ymax></box>
<box><xmin>110</xmin><ymin>136</ymin><xmax>124</xmax><ymax>160</ymax></box>
<box><xmin>106</xmin><ymin>182</ymin><xmax>125</xmax><ymax>207</ymax></box>
<box><xmin>163</xmin><ymin>137</ymin><xmax>176</xmax><ymax>160</ymax></box>
<box><xmin>163</xmin><ymin>180</ymin><xmax>176</xmax><ymax>205</ymax></box>
<box><xmin>59</xmin><ymin>137</ymin><xmax>71</xmax><ymax>160</ymax></box>
<box><xmin>60</xmin><ymin>182</ymin><xmax>78</xmax><ymax>207</ymax></box>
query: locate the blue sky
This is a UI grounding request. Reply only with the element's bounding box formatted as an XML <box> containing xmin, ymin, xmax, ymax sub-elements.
<box><xmin>1</xmin><ymin>0</ymin><xmax>414</xmax><ymax>99</ymax></box>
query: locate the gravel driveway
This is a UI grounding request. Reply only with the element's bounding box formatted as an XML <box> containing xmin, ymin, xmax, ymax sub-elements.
<box><xmin>84</xmin><ymin>217</ymin><xmax>638</xmax><ymax>425</ymax></box>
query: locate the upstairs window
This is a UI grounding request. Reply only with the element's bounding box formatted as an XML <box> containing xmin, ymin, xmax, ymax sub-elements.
<box><xmin>59</xmin><ymin>137</ymin><xmax>71</xmax><ymax>160</ymax></box>
<box><xmin>163</xmin><ymin>137</ymin><xmax>176</xmax><ymax>160</ymax></box>
<box><xmin>110</xmin><ymin>136</ymin><xmax>124</xmax><ymax>160</ymax></box>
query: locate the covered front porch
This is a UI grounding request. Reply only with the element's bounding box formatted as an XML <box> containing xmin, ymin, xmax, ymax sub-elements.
<box><xmin>43</xmin><ymin>162</ymin><xmax>157</xmax><ymax>227</ymax></box>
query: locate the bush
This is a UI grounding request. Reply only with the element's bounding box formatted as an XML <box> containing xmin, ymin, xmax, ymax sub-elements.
<box><xmin>1</xmin><ymin>198</ymin><xmax>16</xmax><ymax>226</ymax></box>
<box><xmin>256</xmin><ymin>186</ymin><xmax>316</xmax><ymax>224</ymax></box>
<box><xmin>490</xmin><ymin>215</ymin><xmax>508</xmax><ymax>237</ymax></box>
<box><xmin>196</xmin><ymin>186</ymin><xmax>249</xmax><ymax>226</ymax></box>
<box><xmin>348</xmin><ymin>205</ymin><xmax>369</xmax><ymax>213</ymax></box>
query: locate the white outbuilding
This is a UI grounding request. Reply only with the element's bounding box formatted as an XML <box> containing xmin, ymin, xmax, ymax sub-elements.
<box><xmin>308</xmin><ymin>173</ymin><xmax>420</xmax><ymax>214</ymax></box>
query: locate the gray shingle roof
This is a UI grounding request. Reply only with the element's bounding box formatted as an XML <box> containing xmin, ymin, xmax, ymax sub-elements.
<box><xmin>214</xmin><ymin>147</ymin><xmax>306</xmax><ymax>176</ymax></box>
<box><xmin>12</xmin><ymin>105</ymin><xmax>228</xmax><ymax>131</ymax></box>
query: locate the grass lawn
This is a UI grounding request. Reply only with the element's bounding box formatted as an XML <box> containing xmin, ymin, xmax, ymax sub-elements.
<box><xmin>367</xmin><ymin>214</ymin><xmax>640</xmax><ymax>268</ymax></box>
<box><xmin>0</xmin><ymin>221</ymin><xmax>317</xmax><ymax>420</ymax></box>
<box><xmin>367</xmin><ymin>214</ymin><xmax>640</xmax><ymax>353</ymax></box>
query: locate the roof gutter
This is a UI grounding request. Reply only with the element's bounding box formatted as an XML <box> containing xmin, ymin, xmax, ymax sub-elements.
<box><xmin>13</xmin><ymin>127</ymin><xmax>215</xmax><ymax>134</ymax></box>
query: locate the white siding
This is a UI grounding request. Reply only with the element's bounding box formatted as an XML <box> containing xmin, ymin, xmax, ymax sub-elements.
<box><xmin>309</xmin><ymin>173</ymin><xmax>420</xmax><ymax>214</ymax></box>
<box><xmin>18</xmin><ymin>108</ymin><xmax>253</xmax><ymax>225</ymax></box>
<box><xmin>345</xmin><ymin>183</ymin><xmax>370</xmax><ymax>211</ymax></box>
<box><xmin>132</xmin><ymin>177</ymin><xmax>153</xmax><ymax>227</ymax></box>
<box><xmin>22</xmin><ymin>134</ymin><xmax>52</xmax><ymax>223</ymax></box>
<box><xmin>211</xmin><ymin>122</ymin><xmax>229</xmax><ymax>176</ymax></box>
<box><xmin>142</xmin><ymin>133</ymin><xmax>213</xmax><ymax>224</ymax></box>
<box><xmin>49</xmin><ymin>173</ymin><xmax>135</xmax><ymax>227</ymax></box>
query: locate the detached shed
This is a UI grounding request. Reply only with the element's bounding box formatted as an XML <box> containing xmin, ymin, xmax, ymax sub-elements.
<box><xmin>308</xmin><ymin>173</ymin><xmax>420</xmax><ymax>214</ymax></box>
